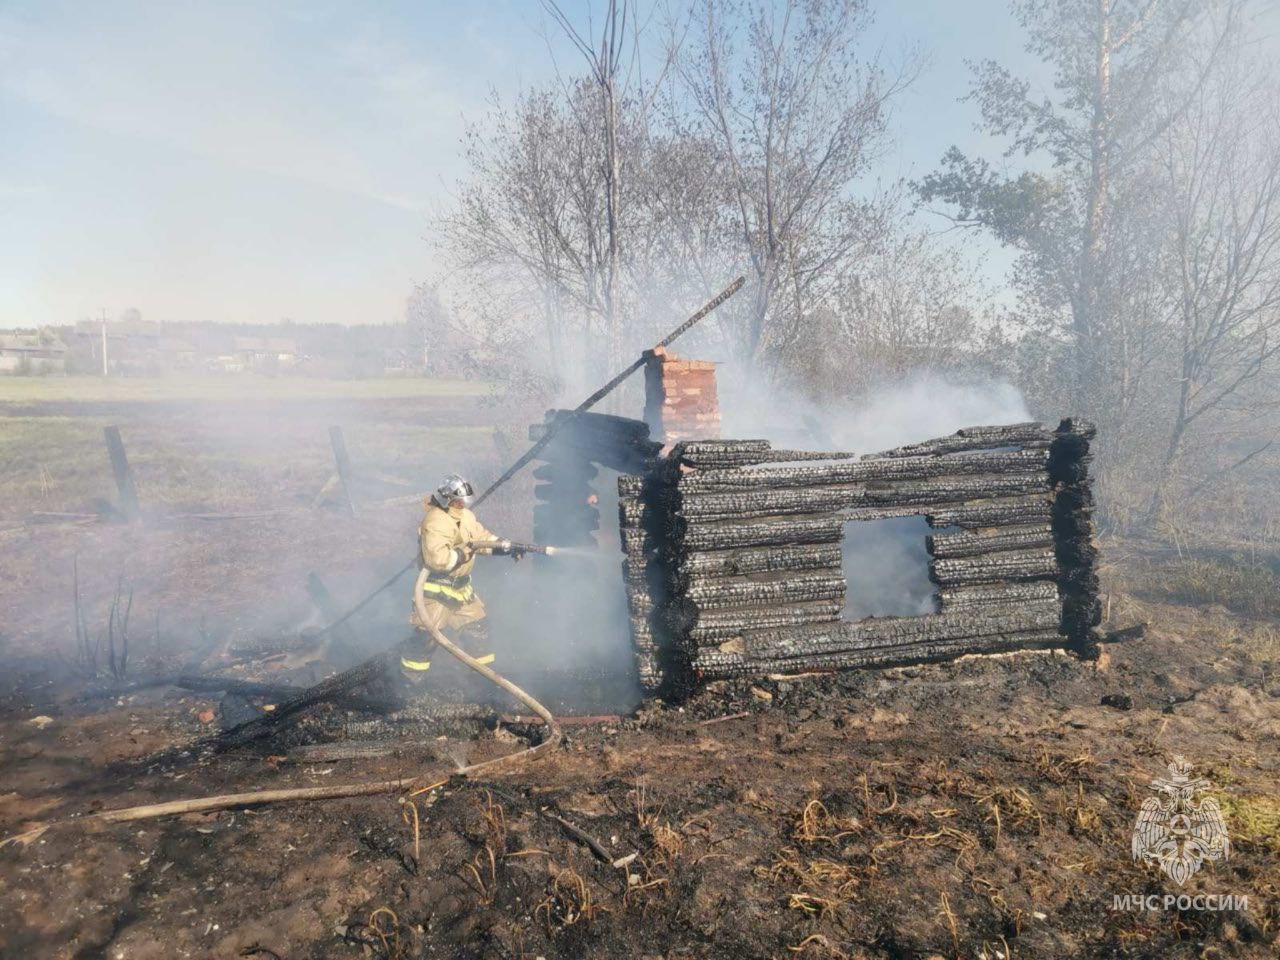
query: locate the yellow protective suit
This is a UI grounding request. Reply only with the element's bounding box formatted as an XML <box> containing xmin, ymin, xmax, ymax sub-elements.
<box><xmin>403</xmin><ymin>502</ymin><xmax>499</xmax><ymax>673</ymax></box>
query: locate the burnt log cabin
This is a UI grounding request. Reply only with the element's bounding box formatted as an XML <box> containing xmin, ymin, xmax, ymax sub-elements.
<box><xmin>529</xmin><ymin>348</ymin><xmax>1101</xmax><ymax>698</ymax></box>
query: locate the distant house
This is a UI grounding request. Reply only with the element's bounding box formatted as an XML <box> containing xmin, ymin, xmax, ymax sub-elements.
<box><xmin>0</xmin><ymin>331</ymin><xmax>67</xmax><ymax>374</ymax></box>
<box><xmin>232</xmin><ymin>336</ymin><xmax>300</xmax><ymax>370</ymax></box>
<box><xmin>157</xmin><ymin>337</ymin><xmax>198</xmax><ymax>365</ymax></box>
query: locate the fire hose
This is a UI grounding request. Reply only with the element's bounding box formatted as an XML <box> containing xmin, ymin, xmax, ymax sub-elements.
<box><xmin>0</xmin><ymin>569</ymin><xmax>565</xmax><ymax>849</ymax></box>
<box><xmin>411</xmin><ymin>567</ymin><xmax>562</xmax><ymax>776</ymax></box>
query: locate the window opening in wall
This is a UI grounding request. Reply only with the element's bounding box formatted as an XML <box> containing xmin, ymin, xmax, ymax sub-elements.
<box><xmin>841</xmin><ymin>515</ymin><xmax>954</xmax><ymax>620</ymax></box>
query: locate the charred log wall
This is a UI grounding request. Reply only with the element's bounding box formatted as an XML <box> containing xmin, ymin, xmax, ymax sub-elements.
<box><xmin>619</xmin><ymin>419</ymin><xmax>1100</xmax><ymax>693</ymax></box>
<box><xmin>529</xmin><ymin>410</ymin><xmax>662</xmax><ymax>548</ymax></box>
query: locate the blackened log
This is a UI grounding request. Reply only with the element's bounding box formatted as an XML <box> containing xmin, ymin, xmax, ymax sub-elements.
<box><xmin>686</xmin><ymin>573</ymin><xmax>847</xmax><ymax>610</ymax></box>
<box><xmin>678</xmin><ymin>543</ymin><xmax>844</xmax><ymax>578</ymax></box>
<box><xmin>741</xmin><ymin>598</ymin><xmax>1060</xmax><ymax>660</ymax></box>
<box><xmin>875</xmin><ymin>422</ymin><xmax>1052</xmax><ymax>458</ymax></box>
<box><xmin>532</xmin><ymin>416</ymin><xmax>663</xmax><ymax>456</ymax></box>
<box><xmin>678</xmin><ymin>516</ymin><xmax>845</xmax><ymax>551</ymax></box>
<box><xmin>175</xmin><ymin>673</ymin><xmax>393</xmax><ymax>712</ymax></box>
<box><xmin>677</xmin><ymin>449</ymin><xmax>1050</xmax><ymax>492</ymax></box>
<box><xmin>1052</xmin><ymin>474</ymin><xmax>1101</xmax><ymax>656</ymax></box>
<box><xmin>926</xmin><ymin>495</ymin><xmax>1053</xmax><ymax>529</ymax></box>
<box><xmin>544</xmin><ymin>409</ymin><xmax>654</xmax><ymax>441</ymax></box>
<box><xmin>927</xmin><ymin>524</ymin><xmax>1054</xmax><ymax>559</ymax></box>
<box><xmin>678</xmin><ymin>474</ymin><xmax>1050</xmax><ymax>520</ymax></box>
<box><xmin>683</xmin><ymin>600</ymin><xmax>844</xmax><ymax>642</ymax></box>
<box><xmin>930</xmin><ymin>548</ymin><xmax>1058</xmax><ymax>586</ymax></box>
<box><xmin>535</xmin><ymin>435</ymin><xmax>658</xmax><ymax>475</ymax></box>
<box><xmin>619</xmin><ymin>526</ymin><xmax>650</xmax><ymax>555</ymax></box>
<box><xmin>621</xmin><ymin>559</ymin><xmax>649</xmax><ymax>587</ymax></box>
<box><xmin>939</xmin><ymin>581</ymin><xmax>1059</xmax><ymax>609</ymax></box>
<box><xmin>861</xmin><ymin>474</ymin><xmax>1050</xmax><ymax>504</ymax></box>
<box><xmin>619</xmin><ymin>499</ymin><xmax>653</xmax><ymax>528</ymax></box>
<box><xmin>212</xmin><ymin>649</ymin><xmax>399</xmax><ymax>748</ymax></box>
<box><xmin>1054</xmin><ymin>417</ymin><xmax>1097</xmax><ymax>440</ymax></box>
<box><xmin>679</xmin><ymin>449</ymin><xmax>858</xmax><ymax>468</ymax></box>
<box><xmin>675</xmin><ymin>440</ymin><xmax>770</xmax><ymax>457</ymax></box>
<box><xmin>693</xmin><ymin>629</ymin><xmax>1063</xmax><ymax>678</ymax></box>
<box><xmin>628</xmin><ymin>592</ymin><xmax>654</xmax><ymax>616</ymax></box>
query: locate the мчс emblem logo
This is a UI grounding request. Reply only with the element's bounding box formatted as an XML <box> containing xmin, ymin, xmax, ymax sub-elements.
<box><xmin>1131</xmin><ymin>756</ymin><xmax>1230</xmax><ymax>886</ymax></box>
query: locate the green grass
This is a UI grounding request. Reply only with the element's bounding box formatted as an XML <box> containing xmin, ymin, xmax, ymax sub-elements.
<box><xmin>0</xmin><ymin>375</ymin><xmax>493</xmax><ymax>403</ymax></box>
<box><xmin>0</xmin><ymin>414</ymin><xmax>498</xmax><ymax>516</ymax></box>
<box><xmin>0</xmin><ymin>416</ymin><xmax>114</xmax><ymax>511</ymax></box>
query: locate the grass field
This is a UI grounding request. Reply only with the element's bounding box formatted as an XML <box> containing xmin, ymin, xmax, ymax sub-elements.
<box><xmin>0</xmin><ymin>374</ymin><xmax>494</xmax><ymax>403</ymax></box>
<box><xmin>0</xmin><ymin>416</ymin><xmax>498</xmax><ymax>514</ymax></box>
<box><xmin>0</xmin><ymin>376</ymin><xmax>508</xmax><ymax>517</ymax></box>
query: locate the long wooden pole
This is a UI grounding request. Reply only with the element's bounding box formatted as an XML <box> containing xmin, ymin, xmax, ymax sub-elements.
<box><xmin>1</xmin><ymin>779</ymin><xmax>416</xmax><ymax>848</ymax></box>
<box><xmin>310</xmin><ymin>276</ymin><xmax>746</xmax><ymax>640</ymax></box>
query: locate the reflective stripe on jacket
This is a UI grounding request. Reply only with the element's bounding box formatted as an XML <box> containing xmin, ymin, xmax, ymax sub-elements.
<box><xmin>420</xmin><ymin>575</ymin><xmax>474</xmax><ymax>604</ymax></box>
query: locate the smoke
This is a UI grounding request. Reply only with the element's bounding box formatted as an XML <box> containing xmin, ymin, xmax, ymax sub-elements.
<box><xmin>720</xmin><ymin>369</ymin><xmax>1031</xmax><ymax>455</ymax></box>
<box><xmin>4</xmin><ymin>353</ymin><xmax>1033</xmax><ymax>722</ymax></box>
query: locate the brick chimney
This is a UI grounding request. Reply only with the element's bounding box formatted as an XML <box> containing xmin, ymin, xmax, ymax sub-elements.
<box><xmin>642</xmin><ymin>346</ymin><xmax>721</xmax><ymax>446</ymax></box>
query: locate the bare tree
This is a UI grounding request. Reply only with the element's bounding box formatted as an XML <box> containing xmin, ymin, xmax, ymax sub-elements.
<box><xmin>670</xmin><ymin>0</ymin><xmax>913</xmax><ymax>373</ymax></box>
<box><xmin>1147</xmin><ymin>51</ymin><xmax>1280</xmax><ymax>520</ymax></box>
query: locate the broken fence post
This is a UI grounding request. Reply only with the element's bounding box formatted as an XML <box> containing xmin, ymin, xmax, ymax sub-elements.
<box><xmin>102</xmin><ymin>425</ymin><xmax>140</xmax><ymax>520</ymax></box>
<box><xmin>328</xmin><ymin>425</ymin><xmax>356</xmax><ymax>516</ymax></box>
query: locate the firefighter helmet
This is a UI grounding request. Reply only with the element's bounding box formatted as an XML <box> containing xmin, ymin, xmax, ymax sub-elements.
<box><xmin>432</xmin><ymin>473</ymin><xmax>475</xmax><ymax>508</ymax></box>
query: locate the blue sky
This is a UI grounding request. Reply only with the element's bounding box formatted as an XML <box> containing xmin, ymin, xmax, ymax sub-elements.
<box><xmin>0</xmin><ymin>1</ymin><xmax>1041</xmax><ymax>328</ymax></box>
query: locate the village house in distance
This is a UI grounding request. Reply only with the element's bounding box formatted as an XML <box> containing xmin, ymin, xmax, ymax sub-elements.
<box><xmin>0</xmin><ymin>313</ymin><xmax>479</xmax><ymax>378</ymax></box>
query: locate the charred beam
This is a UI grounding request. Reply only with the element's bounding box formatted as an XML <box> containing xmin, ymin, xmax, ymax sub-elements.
<box><xmin>926</xmin><ymin>494</ymin><xmax>1053</xmax><ymax>529</ymax></box>
<box><xmin>677</xmin><ymin>516</ymin><xmax>845</xmax><ymax>551</ymax></box>
<box><xmin>686</xmin><ymin>573</ymin><xmax>846</xmax><ymax>610</ymax></box>
<box><xmin>677</xmin><ymin>449</ymin><xmax>1050</xmax><ymax>492</ymax></box>
<box><xmin>874</xmin><ymin>422</ymin><xmax>1053</xmax><ymax>458</ymax></box>
<box><xmin>741</xmin><ymin>599</ymin><xmax>1060</xmax><ymax>660</ymax></box>
<box><xmin>681</xmin><ymin>600</ymin><xmax>845</xmax><ymax>643</ymax></box>
<box><xmin>103</xmin><ymin>426</ymin><xmax>141</xmax><ymax>520</ymax></box>
<box><xmin>678</xmin><ymin>543</ymin><xmax>844</xmax><ymax>578</ymax></box>
<box><xmin>678</xmin><ymin>474</ymin><xmax>1050</xmax><ymax>520</ymax></box>
<box><xmin>930</xmin><ymin>548</ymin><xmax>1058</xmax><ymax>586</ymax></box>
<box><xmin>928</xmin><ymin>524</ymin><xmax>1054</xmax><ymax>559</ymax></box>
<box><xmin>938</xmin><ymin>581</ymin><xmax>1060</xmax><ymax>609</ymax></box>
<box><xmin>694</xmin><ymin>629</ymin><xmax>1063</xmax><ymax>678</ymax></box>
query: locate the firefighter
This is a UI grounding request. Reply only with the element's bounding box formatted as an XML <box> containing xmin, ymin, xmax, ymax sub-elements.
<box><xmin>400</xmin><ymin>473</ymin><xmax>521</xmax><ymax>684</ymax></box>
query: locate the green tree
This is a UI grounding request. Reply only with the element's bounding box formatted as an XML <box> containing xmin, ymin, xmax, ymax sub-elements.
<box><xmin>918</xmin><ymin>0</ymin><xmax>1242</xmax><ymax>426</ymax></box>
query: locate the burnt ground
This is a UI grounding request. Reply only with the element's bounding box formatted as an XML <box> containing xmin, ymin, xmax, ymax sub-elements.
<box><xmin>0</xmin><ymin>393</ymin><xmax>1278</xmax><ymax>959</ymax></box>
<box><xmin>2</xmin><ymin>561</ymin><xmax>1278</xmax><ymax>959</ymax></box>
